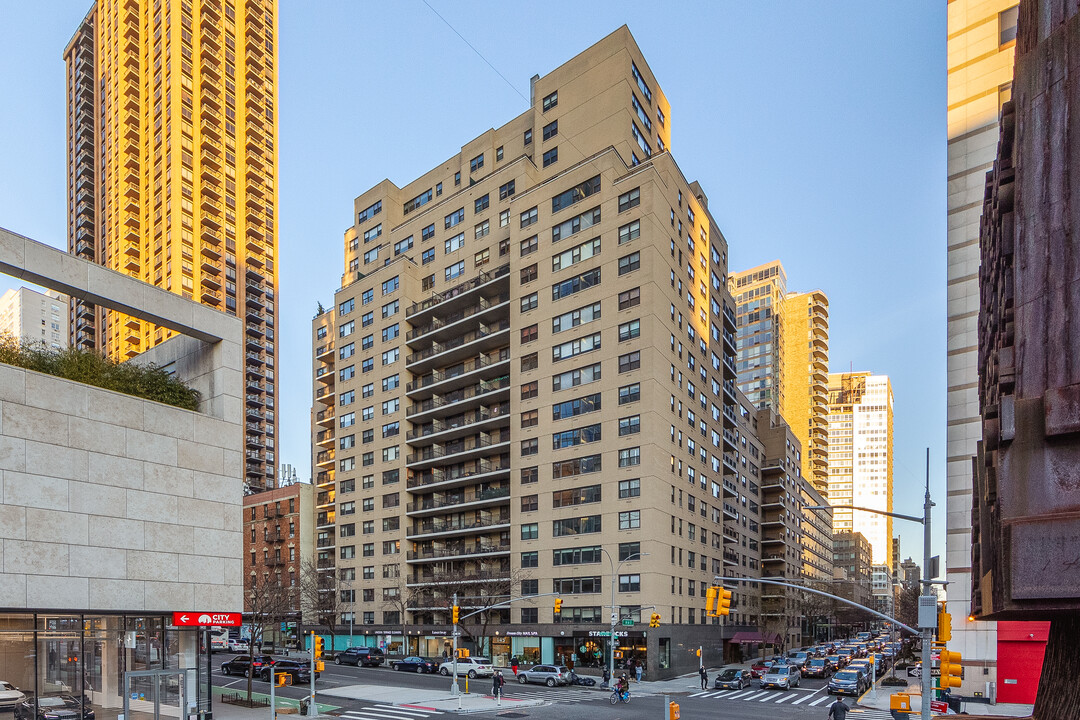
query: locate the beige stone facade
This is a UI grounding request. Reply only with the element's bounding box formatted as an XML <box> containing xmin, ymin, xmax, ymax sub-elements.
<box><xmin>310</xmin><ymin>27</ymin><xmax>772</xmax><ymax>676</ymax></box>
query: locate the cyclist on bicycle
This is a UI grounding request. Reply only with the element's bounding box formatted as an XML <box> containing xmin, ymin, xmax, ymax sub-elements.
<box><xmin>616</xmin><ymin>673</ymin><xmax>630</xmax><ymax>700</ymax></box>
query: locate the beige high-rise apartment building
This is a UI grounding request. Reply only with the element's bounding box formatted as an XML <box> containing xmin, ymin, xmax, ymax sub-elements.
<box><xmin>781</xmin><ymin>290</ymin><xmax>830</xmax><ymax>492</ymax></box>
<box><xmin>826</xmin><ymin>372</ymin><xmax>893</xmax><ymax>568</ymax></box>
<box><xmin>310</xmin><ymin>27</ymin><xmax>770</xmax><ymax>677</ymax></box>
<box><xmin>0</xmin><ymin>287</ymin><xmax>68</xmax><ymax>349</ymax></box>
<box><xmin>64</xmin><ymin>0</ymin><xmax>279</xmax><ymax>491</ymax></box>
<box><xmin>729</xmin><ymin>262</ymin><xmax>830</xmax><ymax>494</ymax></box>
<box><xmin>945</xmin><ymin>0</ymin><xmax>1018</xmax><ymax>683</ymax></box>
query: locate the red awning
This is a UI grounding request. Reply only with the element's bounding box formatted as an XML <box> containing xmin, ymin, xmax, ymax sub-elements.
<box><xmin>729</xmin><ymin>632</ymin><xmax>781</xmax><ymax>644</ymax></box>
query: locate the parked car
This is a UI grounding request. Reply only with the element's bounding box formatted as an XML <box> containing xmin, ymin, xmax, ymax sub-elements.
<box><xmin>392</xmin><ymin>657</ymin><xmax>439</xmax><ymax>674</ymax></box>
<box><xmin>828</xmin><ymin>669</ymin><xmax>869</xmax><ymax>696</ymax></box>
<box><xmin>760</xmin><ymin>664</ymin><xmax>801</xmax><ymax>690</ymax></box>
<box><xmin>221</xmin><ymin>655</ymin><xmax>275</xmax><ymax>677</ymax></box>
<box><xmin>335</xmin><ymin>647</ymin><xmax>385</xmax><ymax>667</ymax></box>
<box><xmin>0</xmin><ymin>682</ymin><xmax>27</xmax><ymax>711</ymax></box>
<box><xmin>803</xmin><ymin>658</ymin><xmax>832</xmax><ymax>679</ymax></box>
<box><xmin>14</xmin><ymin>695</ymin><xmax>94</xmax><ymax>720</ymax></box>
<box><xmin>260</xmin><ymin>659</ymin><xmax>317</xmax><ymax>684</ymax></box>
<box><xmin>438</xmin><ymin>657</ymin><xmax>494</xmax><ymax>679</ymax></box>
<box><xmin>713</xmin><ymin>668</ymin><xmax>752</xmax><ymax>691</ymax></box>
<box><xmin>516</xmin><ymin>665</ymin><xmax>570</xmax><ymax>687</ymax></box>
<box><xmin>227</xmin><ymin>638</ymin><xmax>249</xmax><ymax>653</ymax></box>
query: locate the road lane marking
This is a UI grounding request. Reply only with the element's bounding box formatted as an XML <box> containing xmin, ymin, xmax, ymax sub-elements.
<box><xmin>808</xmin><ymin>696</ymin><xmax>830</xmax><ymax>706</ymax></box>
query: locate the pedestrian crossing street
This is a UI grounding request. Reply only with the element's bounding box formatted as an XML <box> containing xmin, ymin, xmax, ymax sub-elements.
<box><xmin>341</xmin><ymin>704</ymin><xmax>444</xmax><ymax>720</ymax></box>
<box><xmin>686</xmin><ymin>688</ymin><xmax>892</xmax><ymax>717</ymax></box>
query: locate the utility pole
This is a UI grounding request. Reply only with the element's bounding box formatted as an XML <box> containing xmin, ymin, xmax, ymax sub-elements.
<box><xmin>450</xmin><ymin>592</ymin><xmax>460</xmax><ymax>697</ymax></box>
<box><xmin>920</xmin><ymin>449</ymin><xmax>934</xmax><ymax>720</ymax></box>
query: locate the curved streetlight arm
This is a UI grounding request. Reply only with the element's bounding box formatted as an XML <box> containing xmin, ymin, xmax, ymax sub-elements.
<box><xmin>804</xmin><ymin>504</ymin><xmax>924</xmax><ymax>524</ymax></box>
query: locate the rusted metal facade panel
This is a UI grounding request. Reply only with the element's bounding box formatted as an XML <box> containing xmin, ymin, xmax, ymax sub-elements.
<box><xmin>973</xmin><ymin>0</ymin><xmax>1080</xmax><ymax>620</ymax></box>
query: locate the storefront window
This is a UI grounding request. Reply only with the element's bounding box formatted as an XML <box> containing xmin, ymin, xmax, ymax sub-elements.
<box><xmin>658</xmin><ymin>637</ymin><xmax>671</xmax><ymax>670</ymax></box>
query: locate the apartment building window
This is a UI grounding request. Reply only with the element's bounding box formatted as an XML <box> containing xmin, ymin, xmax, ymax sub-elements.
<box><xmin>436</xmin><ymin>182</ymin><xmax>443</xmax><ymax>196</ymax></box>
<box><xmin>619</xmin><ymin>541</ymin><xmax>640</xmax><ymax>561</ymax></box>
<box><xmin>619</xmin><ymin>415</ymin><xmax>641</xmax><ymax>436</ymax></box>
<box><xmin>521</xmin><ymin>352</ymin><xmax>539</xmax><ymax>371</ymax></box>
<box><xmin>618</xmin><ymin>351</ymin><xmax>641</xmax><ymax>373</ymax></box>
<box><xmin>521</xmin><ymin>438</ymin><xmax>538</xmax><ymax>456</ymax></box>
<box><xmin>445</xmin><ymin>208</ymin><xmax>465</xmax><ymax>229</ymax></box>
<box><xmin>521</xmin><ymin>324</ymin><xmax>538</xmax><ymax>343</ymax></box>
<box><xmin>552</xmin><ymin>484</ymin><xmax>601</xmax><ymax>507</ymax></box>
<box><xmin>422</xmin><ymin>224</ymin><xmax>436</xmax><ymax>242</ymax></box>
<box><xmin>521</xmin><ymin>410</ymin><xmax>538</xmax><ymax>428</ymax></box>
<box><xmin>619</xmin><ymin>447</ymin><xmax>641</xmax><ymax>467</ymax></box>
<box><xmin>521</xmin><ymin>381</ymin><xmax>538</xmax><ymax>400</ymax></box>
<box><xmin>619</xmin><ymin>510</ymin><xmax>641</xmax><ymax>530</ymax></box>
<box><xmin>499</xmin><ymin>238</ymin><xmax>511</xmax><ymax>256</ymax></box>
<box><xmin>521</xmin><ymin>263</ymin><xmax>538</xmax><ymax>284</ymax></box>
<box><xmin>357</xmin><ymin>201</ymin><xmax>382</xmax><ymax>224</ymax></box>
<box><xmin>499</xmin><ymin>180</ymin><xmax>515</xmax><ymax>200</ymax></box>
<box><xmin>618</xmin><ymin>478</ymin><xmax>641</xmax><ymax>498</ymax></box>
<box><xmin>403</xmin><ymin>190</ymin><xmax>432</xmax><ymax>215</ymax></box>
<box><xmin>381</xmin><ymin>324</ymin><xmax>399</xmax><ymax>342</ymax></box>
<box><xmin>521</xmin><ymin>206</ymin><xmax>538</xmax><ymax>228</ymax></box>
<box><xmin>520</xmin><ymin>579</ymin><xmax>539</xmax><ymax>596</ymax></box>
<box><xmin>470</xmin><ymin>154</ymin><xmax>484</xmax><ymax>173</ymax></box>
<box><xmin>382</xmin><ymin>300</ymin><xmax>399</xmax><ymax>318</ymax></box>
<box><xmin>619</xmin><ymin>220</ymin><xmax>640</xmax><ymax>244</ymax></box>
<box><xmin>340</xmin><ymin>546</ymin><xmax>355</xmax><ymax>559</ymax></box>
<box><xmin>474</xmin><ymin>194</ymin><xmax>489</xmax><ymax>213</ymax></box>
<box><xmin>553</xmin><ymin>423</ymin><xmax>601</xmax><ymax>449</ymax></box>
<box><xmin>551</xmin><ymin>268</ymin><xmax>601</xmax><ymax>300</ymax></box>
<box><xmin>361</xmin><ymin>335</ymin><xmax>374</xmax><ymax>351</ymax></box>
<box><xmin>553</xmin><ymin>454</ymin><xmax>602</xmax><ymax>478</ymax></box>
<box><xmin>382</xmin><ymin>374</ymin><xmax>399</xmax><ymax>391</ymax></box>
<box><xmin>619</xmin><ymin>287</ymin><xmax>641</xmax><ymax>310</ymax></box>
<box><xmin>542</xmin><ymin>148</ymin><xmax>558</xmax><ymax>167</ymax></box>
<box><xmin>339</xmin><ymin>320</ymin><xmax>354</xmax><ymax>338</ymax></box>
<box><xmin>657</xmin><ymin>107</ymin><xmax>665</xmax><ymax>126</ymax></box>
<box><xmin>618</xmin><ymin>319</ymin><xmax>641</xmax><ymax>341</ymax></box>
<box><xmin>382</xmin><ymin>276</ymin><xmax>399</xmax><ymax>295</ymax></box>
<box><xmin>382</xmin><ymin>470</ymin><xmax>399</xmax><ymax>485</ymax></box>
<box><xmin>445</xmin><ymin>261</ymin><xmax>465</xmax><ymax>281</ymax></box>
<box><xmin>363</xmin><ymin>224</ymin><xmax>382</xmax><ymax>244</ymax></box>
<box><xmin>1000</xmin><ymin>5</ymin><xmax>1019</xmax><ymax>46</ymax></box>
<box><xmin>618</xmin><ymin>252</ymin><xmax>640</xmax><ymax>275</ymax></box>
<box><xmin>521</xmin><ymin>494</ymin><xmax>538</xmax><ymax>512</ymax></box>
<box><xmin>552</xmin><ymin>237</ymin><xmax>601</xmax><ymax>272</ymax></box>
<box><xmin>423</xmin><ymin>274</ymin><xmax>436</xmax><ymax>291</ymax></box>
<box><xmin>553</xmin><ymin>516</ymin><xmax>601</xmax><ymax>536</ymax></box>
<box><xmin>500</xmin><ymin>209</ymin><xmax>511</xmax><ymax>228</ymax></box>
<box><xmin>454</xmin><ymin>171</ymin><xmax>461</xmax><ymax>186</ymax></box>
<box><xmin>521</xmin><ymin>292</ymin><xmax>539</xmax><ymax>312</ymax></box>
<box><xmin>474</xmin><ymin>221</ymin><xmax>490</xmax><ymax>240</ymax></box>
<box><xmin>552</xmin><ymin>393</ymin><xmax>601</xmax><ymax>420</ymax></box>
<box><xmin>552</xmin><ymin>206</ymin><xmax>601</xmax><ymax>243</ymax></box>
<box><xmin>520</xmin><ymin>235</ymin><xmax>538</xmax><ymax>256</ymax></box>
<box><xmin>542</xmin><ymin>91</ymin><xmax>558</xmax><ymax>111</ymax></box>
<box><xmin>618</xmin><ymin>574</ymin><xmax>641</xmax><ymax>592</ymax></box>
<box><xmin>339</xmin><ymin>342</ymin><xmax>354</xmax><ymax>360</ymax></box>
<box><xmin>618</xmin><ymin>187</ymin><xmax>641</xmax><ymax>212</ymax></box>
<box><xmin>521</xmin><ymin>551</ymin><xmax>539</xmax><ymax>568</ymax></box>
<box><xmin>553</xmin><ymin>546</ymin><xmax>603</xmax><ymax>566</ymax></box>
<box><xmin>341</xmin><ymin>524</ymin><xmax>357</xmax><ymax>539</ymax></box>
<box><xmin>631</xmin><ymin>62</ymin><xmax>651</xmax><ymax>102</ymax></box>
<box><xmin>445</xmin><ymin>233</ymin><xmax>465</xmax><ymax>254</ymax></box>
<box><xmin>422</xmin><ymin>248</ymin><xmax>435</xmax><ymax>265</ymax></box>
<box><xmin>542</xmin><ymin>120</ymin><xmax>558</xmax><ymax>142</ymax></box>
<box><xmin>381</xmin><ymin>348</ymin><xmax>399</xmax><ymax>365</ymax></box>
<box><xmin>340</xmin><ymin>413</ymin><xmax>355</xmax><ymax>428</ymax></box>
<box><xmin>521</xmin><ymin>466</ymin><xmax>539</xmax><ymax>484</ymax></box>
<box><xmin>524</xmin><ymin>129</ymin><xmax>533</xmax><ymax>145</ymax></box>
<box><xmin>339</xmin><ymin>298</ymin><xmax>354</xmax><ymax>316</ymax></box>
<box><xmin>362</xmin><ymin>498</ymin><xmax>374</xmax><ymax>512</ymax></box>
<box><xmin>632</xmin><ymin>123</ymin><xmax>651</xmax><ymax>157</ymax></box>
<box><xmin>553</xmin><ymin>362</ymin><xmax>601</xmax><ymax>391</ymax></box>
<box><xmin>496</xmin><ymin>146</ymin><xmax>504</xmax><ymax>161</ymax></box>
<box><xmin>340</xmin><ymin>501</ymin><xmax>355</xmax><ymax>515</ymax></box>
<box><xmin>521</xmin><ymin>523</ymin><xmax>539</xmax><ymax>540</ymax></box>
<box><xmin>339</xmin><ymin>390</ymin><xmax>355</xmax><ymax>406</ymax></box>
<box><xmin>552</xmin><ymin>332</ymin><xmax>601</xmax><ymax>361</ymax></box>
<box><xmin>362</xmin><ymin>312</ymin><xmax>374</xmax><ymax>327</ymax></box>
<box><xmin>382</xmin><ymin>540</ymin><xmax>399</xmax><ymax>555</ymax></box>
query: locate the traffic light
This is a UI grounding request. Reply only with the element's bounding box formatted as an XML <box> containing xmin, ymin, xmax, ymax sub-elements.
<box><xmin>649</xmin><ymin>612</ymin><xmax>661</xmax><ymax>628</ymax></box>
<box><xmin>695</xmin><ymin>648</ymin><xmax>701</xmax><ymax>658</ymax></box>
<box><xmin>553</xmin><ymin>598</ymin><xmax>562</xmax><ymax>616</ymax></box>
<box><xmin>275</xmin><ymin>672</ymin><xmax>290</xmax><ymax>687</ymax></box>
<box><xmin>452</xmin><ymin>605</ymin><xmax>460</xmax><ymax>624</ymax></box>
<box><xmin>939</xmin><ymin>650</ymin><xmax>963</xmax><ymax>690</ymax></box>
<box><xmin>937</xmin><ymin>602</ymin><xmax>952</xmax><ymax>643</ymax></box>
<box><xmin>717</xmin><ymin>588</ymin><xmax>732</xmax><ymax>616</ymax></box>
<box><xmin>705</xmin><ymin>586</ymin><xmax>718</xmax><ymax>616</ymax></box>
<box><xmin>456</xmin><ymin>648</ymin><xmax>470</xmax><ymax>659</ymax></box>
<box><xmin>313</xmin><ymin>636</ymin><xmax>324</xmax><ymax>659</ymax></box>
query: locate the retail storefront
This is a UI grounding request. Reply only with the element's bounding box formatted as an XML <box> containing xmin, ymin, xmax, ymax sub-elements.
<box><xmin>0</xmin><ymin>613</ymin><xmax>212</xmax><ymax>720</ymax></box>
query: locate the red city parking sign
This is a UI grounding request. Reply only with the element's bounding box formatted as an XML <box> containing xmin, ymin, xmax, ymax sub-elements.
<box><xmin>172</xmin><ymin>612</ymin><xmax>242</xmax><ymax>627</ymax></box>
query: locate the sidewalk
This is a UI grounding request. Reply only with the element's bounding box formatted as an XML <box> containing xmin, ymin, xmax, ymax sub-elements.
<box><xmin>859</xmin><ymin>676</ymin><xmax>1035</xmax><ymax>718</ymax></box>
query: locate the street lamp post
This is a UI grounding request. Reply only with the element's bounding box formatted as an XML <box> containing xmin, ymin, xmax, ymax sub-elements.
<box><xmin>598</xmin><ymin>550</ymin><xmax>646</xmax><ymax>687</ymax></box>
<box><xmin>805</xmin><ymin>448</ymin><xmax>937</xmax><ymax>720</ymax></box>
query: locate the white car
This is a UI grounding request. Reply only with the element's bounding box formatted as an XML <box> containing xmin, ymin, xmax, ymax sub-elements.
<box><xmin>0</xmin><ymin>681</ymin><xmax>26</xmax><ymax>711</ymax></box>
<box><xmin>438</xmin><ymin>657</ymin><xmax>494</xmax><ymax>678</ymax></box>
<box><xmin>227</xmin><ymin>639</ymin><xmax>250</xmax><ymax>653</ymax></box>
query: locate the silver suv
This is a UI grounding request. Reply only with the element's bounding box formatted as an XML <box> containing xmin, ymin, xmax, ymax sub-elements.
<box><xmin>516</xmin><ymin>665</ymin><xmax>570</xmax><ymax>687</ymax></box>
<box><xmin>438</xmin><ymin>656</ymin><xmax>494</xmax><ymax>678</ymax></box>
<box><xmin>761</xmin><ymin>663</ymin><xmax>801</xmax><ymax>689</ymax></box>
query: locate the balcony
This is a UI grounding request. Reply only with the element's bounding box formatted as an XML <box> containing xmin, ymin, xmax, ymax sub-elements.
<box><xmin>201</xmin><ymin>288</ymin><xmax>222</xmax><ymax>305</ymax></box>
<box><xmin>201</xmin><ymin>258</ymin><xmax>222</xmax><ymax>277</ymax></box>
<box><xmin>315</xmin><ymin>429</ymin><xmax>334</xmax><ymax>448</ymax></box>
<box><xmin>722</xmin><ymin>479</ymin><xmax>738</xmax><ymax>497</ymax></box>
<box><xmin>406</xmin><ymin>512</ymin><xmax>511</xmax><ymax>541</ymax></box>
<box><xmin>722</xmin><ymin>526</ymin><xmax>740</xmax><ymax>544</ymax></box>
<box><xmin>406</xmin><ymin>352</ymin><xmax>509</xmax><ymax>399</ymax></box>
<box><xmin>761</xmin><ymin>514</ymin><xmax>786</xmax><ymax>528</ymax></box>
<box><xmin>407</xmin><ymin>459</ymin><xmax>512</xmax><ymax>492</ymax></box>
<box><xmin>313</xmin><ymin>386</ymin><xmax>334</xmax><ymax>406</ymax></box>
<box><xmin>406</xmin><ymin>403</ymin><xmax>509</xmax><ymax>444</ymax></box>
<box><xmin>315</xmin><ymin>410</ymin><xmax>334</xmax><ymax>428</ymax></box>
<box><xmin>405</xmin><ymin>430</ymin><xmax>511</xmax><ymax>470</ymax></box>
<box><xmin>406</xmin><ymin>292</ymin><xmax>510</xmax><ymax>346</ymax></box>
<box><xmin>762</xmin><ymin>554</ymin><xmax>786</xmax><ymax>565</ymax></box>
<box><xmin>315</xmin><ymin>450</ymin><xmax>335</xmax><ymax>469</ymax></box>
<box><xmin>246</xmin><ymin>434</ymin><xmax>264</xmax><ymax>449</ymax></box>
<box><xmin>406</xmin><ymin>540</ymin><xmax>511</xmax><ymax>563</ymax></box>
<box><xmin>722</xmin><ymin>453</ymin><xmax>738</xmax><ymax>473</ymax></box>
<box><xmin>315</xmin><ymin>342</ymin><xmax>335</xmax><ymax>361</ymax></box>
<box><xmin>407</xmin><ymin>264</ymin><xmax>510</xmax><ymax>322</ymax></box>
<box><xmin>723</xmin><ymin>549</ymin><xmax>740</xmax><ymax>565</ymax></box>
<box><xmin>246</xmin><ymin>351</ymin><xmax>265</xmax><ymax>366</ymax></box>
<box><xmin>405</xmin><ymin>320</ymin><xmax>510</xmax><ymax>375</ymax></box>
<box><xmin>406</xmin><ymin>485</ymin><xmax>510</xmax><ymax>516</ymax></box>
<box><xmin>406</xmin><ymin>376</ymin><xmax>511</xmax><ymax>424</ymax></box>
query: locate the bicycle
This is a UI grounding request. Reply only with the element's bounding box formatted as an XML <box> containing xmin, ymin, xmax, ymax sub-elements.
<box><xmin>609</xmin><ymin>689</ymin><xmax>631</xmax><ymax>704</ymax></box>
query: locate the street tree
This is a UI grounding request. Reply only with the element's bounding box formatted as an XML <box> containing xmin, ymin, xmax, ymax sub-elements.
<box><xmin>242</xmin><ymin>573</ymin><xmax>295</xmax><ymax>704</ymax></box>
<box><xmin>297</xmin><ymin>559</ymin><xmax>342</xmax><ymax>657</ymax></box>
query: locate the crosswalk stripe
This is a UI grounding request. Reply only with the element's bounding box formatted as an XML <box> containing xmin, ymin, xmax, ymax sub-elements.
<box><xmin>759</xmin><ymin>692</ymin><xmax>782</xmax><ymax>701</ymax></box>
<box><xmin>688</xmin><ymin>691</ymin><xmax>709</xmax><ymax>698</ymax></box>
<box><xmin>363</xmin><ymin>706</ymin><xmax>437</xmax><ymax>718</ymax></box>
<box><xmin>772</xmin><ymin>693</ymin><xmax>796</xmax><ymax>703</ymax></box>
<box><xmin>708</xmin><ymin>691</ymin><xmax>731</xmax><ymax>698</ymax></box>
<box><xmin>808</xmin><ymin>696</ymin><xmax>830</xmax><ymax>706</ymax></box>
<box><xmin>742</xmin><ymin>691</ymin><xmax>769</xmax><ymax>701</ymax></box>
<box><xmin>726</xmin><ymin>690</ymin><xmax>757</xmax><ymax>699</ymax></box>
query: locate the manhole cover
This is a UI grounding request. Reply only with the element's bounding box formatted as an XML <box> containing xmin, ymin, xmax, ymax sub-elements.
<box><xmin>496</xmin><ymin>713</ymin><xmax>528</xmax><ymax>718</ymax></box>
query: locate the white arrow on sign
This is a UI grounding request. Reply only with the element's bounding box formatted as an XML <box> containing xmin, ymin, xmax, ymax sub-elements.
<box><xmin>179</xmin><ymin>615</ymin><xmax>189</xmax><ymax>624</ymax></box>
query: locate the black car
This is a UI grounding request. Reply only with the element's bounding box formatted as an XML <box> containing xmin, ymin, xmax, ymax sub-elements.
<box><xmin>221</xmin><ymin>654</ymin><xmax>276</xmax><ymax>677</ymax></box>
<box><xmin>713</xmin><ymin>668</ymin><xmax>751</xmax><ymax>691</ymax></box>
<box><xmin>15</xmin><ymin>695</ymin><xmax>94</xmax><ymax>720</ymax></box>
<box><xmin>393</xmin><ymin>656</ymin><xmax>438</xmax><ymax>673</ymax></box>
<box><xmin>803</xmin><ymin>658</ymin><xmax>832</xmax><ymax>679</ymax></box>
<box><xmin>828</xmin><ymin>669</ymin><xmax>868</xmax><ymax>696</ymax></box>
<box><xmin>335</xmin><ymin>647</ymin><xmax>385</xmax><ymax>667</ymax></box>
<box><xmin>260</xmin><ymin>660</ymin><xmax>317</xmax><ymax>684</ymax></box>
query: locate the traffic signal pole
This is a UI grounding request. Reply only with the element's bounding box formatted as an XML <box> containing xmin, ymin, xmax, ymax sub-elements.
<box><xmin>920</xmin><ymin>456</ymin><xmax>934</xmax><ymax>720</ymax></box>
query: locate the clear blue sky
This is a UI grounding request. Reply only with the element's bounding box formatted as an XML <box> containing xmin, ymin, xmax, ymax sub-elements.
<box><xmin>0</xmin><ymin>1</ymin><xmax>947</xmax><ymax>564</ymax></box>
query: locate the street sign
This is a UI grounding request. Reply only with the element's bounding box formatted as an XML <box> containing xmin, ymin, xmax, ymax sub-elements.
<box><xmin>930</xmin><ymin>700</ymin><xmax>948</xmax><ymax>713</ymax></box>
<box><xmin>621</xmin><ymin>619</ymin><xmax>635</xmax><ymax>626</ymax></box>
<box><xmin>907</xmin><ymin>666</ymin><xmax>922</xmax><ymax>678</ymax></box>
<box><xmin>171</xmin><ymin>612</ymin><xmax>242</xmax><ymax>627</ymax></box>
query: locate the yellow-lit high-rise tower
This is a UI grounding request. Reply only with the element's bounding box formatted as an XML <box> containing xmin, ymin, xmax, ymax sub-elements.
<box><xmin>781</xmin><ymin>290</ymin><xmax>829</xmax><ymax>493</ymax></box>
<box><xmin>64</xmin><ymin>0</ymin><xmax>279</xmax><ymax>492</ymax></box>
